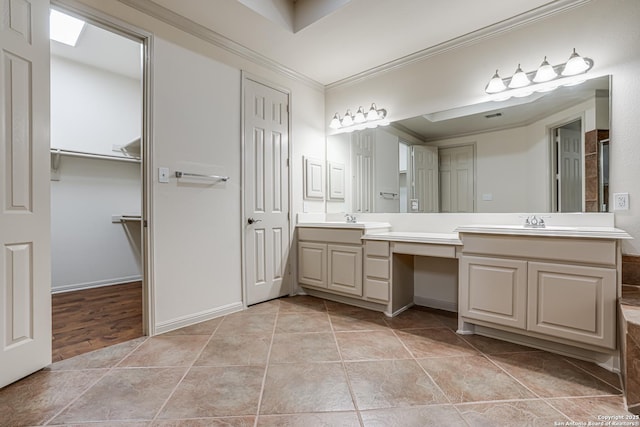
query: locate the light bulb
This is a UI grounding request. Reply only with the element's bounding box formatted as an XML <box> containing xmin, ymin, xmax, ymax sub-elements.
<box><xmin>367</xmin><ymin>103</ymin><xmax>380</xmax><ymax>121</ymax></box>
<box><xmin>329</xmin><ymin>113</ymin><xmax>341</xmax><ymax>129</ymax></box>
<box><xmin>508</xmin><ymin>64</ymin><xmax>530</xmax><ymax>89</ymax></box>
<box><xmin>341</xmin><ymin>110</ymin><xmax>354</xmax><ymax>127</ymax></box>
<box><xmin>485</xmin><ymin>70</ymin><xmax>506</xmax><ymax>94</ymax></box>
<box><xmin>562</xmin><ymin>48</ymin><xmax>590</xmax><ymax>76</ymax></box>
<box><xmin>533</xmin><ymin>56</ymin><xmax>557</xmax><ymax>83</ymax></box>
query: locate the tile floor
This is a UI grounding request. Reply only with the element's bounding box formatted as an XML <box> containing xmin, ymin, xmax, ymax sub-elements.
<box><xmin>1</xmin><ymin>295</ymin><xmax>637</xmax><ymax>427</ymax></box>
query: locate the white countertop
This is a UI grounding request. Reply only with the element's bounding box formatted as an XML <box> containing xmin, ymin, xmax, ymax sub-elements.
<box><xmin>296</xmin><ymin>222</ymin><xmax>391</xmax><ymax>231</ymax></box>
<box><xmin>362</xmin><ymin>231</ymin><xmax>462</xmax><ymax>245</ymax></box>
<box><xmin>455</xmin><ymin>224</ymin><xmax>632</xmax><ymax>239</ymax></box>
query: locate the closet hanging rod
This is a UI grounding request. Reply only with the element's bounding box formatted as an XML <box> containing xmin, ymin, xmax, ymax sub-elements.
<box><xmin>50</xmin><ymin>148</ymin><xmax>141</xmax><ymax>163</ymax></box>
<box><xmin>175</xmin><ymin>171</ymin><xmax>229</xmax><ymax>182</ymax></box>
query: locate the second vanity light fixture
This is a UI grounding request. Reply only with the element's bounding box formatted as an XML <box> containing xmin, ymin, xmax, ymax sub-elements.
<box><xmin>329</xmin><ymin>103</ymin><xmax>389</xmax><ymax>133</ymax></box>
<box><xmin>485</xmin><ymin>48</ymin><xmax>594</xmax><ymax>101</ymax></box>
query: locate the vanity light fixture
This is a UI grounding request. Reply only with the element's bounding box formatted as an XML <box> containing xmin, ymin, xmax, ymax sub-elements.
<box><xmin>484</xmin><ymin>49</ymin><xmax>593</xmax><ymax>101</ymax></box>
<box><xmin>329</xmin><ymin>103</ymin><xmax>389</xmax><ymax>134</ymax></box>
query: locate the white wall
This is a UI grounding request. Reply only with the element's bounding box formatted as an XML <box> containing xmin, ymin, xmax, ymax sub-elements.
<box><xmin>51</xmin><ymin>158</ymin><xmax>142</xmax><ymax>292</ymax></box>
<box><xmin>50</xmin><ymin>55</ymin><xmax>142</xmax><ymax>292</ymax></box>
<box><xmin>51</xmin><ymin>56</ymin><xmax>141</xmax><ymax>156</ymax></box>
<box><xmin>325</xmin><ymin>0</ymin><xmax>640</xmax><ymax>254</ymax></box>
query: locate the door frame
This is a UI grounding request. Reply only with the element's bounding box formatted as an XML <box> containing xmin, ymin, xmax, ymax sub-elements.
<box><xmin>240</xmin><ymin>71</ymin><xmax>293</xmax><ymax>307</ymax></box>
<box><xmin>548</xmin><ymin>113</ymin><xmax>585</xmax><ymax>213</ymax></box>
<box><xmin>52</xmin><ymin>1</ymin><xmax>156</xmax><ymax>335</ymax></box>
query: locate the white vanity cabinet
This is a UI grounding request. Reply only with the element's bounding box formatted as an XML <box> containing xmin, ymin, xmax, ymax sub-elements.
<box><xmin>298</xmin><ymin>227</ymin><xmax>364</xmax><ymax>297</ymax></box>
<box><xmin>459</xmin><ymin>231</ymin><xmax>620</xmax><ymax>350</ymax></box>
<box><xmin>364</xmin><ymin>240</ymin><xmax>391</xmax><ymax>302</ymax></box>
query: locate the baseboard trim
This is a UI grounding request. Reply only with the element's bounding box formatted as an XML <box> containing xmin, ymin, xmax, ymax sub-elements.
<box><xmin>154</xmin><ymin>302</ymin><xmax>244</xmax><ymax>335</ymax></box>
<box><xmin>51</xmin><ymin>276</ymin><xmax>143</xmax><ymax>294</ymax></box>
<box><xmin>414</xmin><ymin>296</ymin><xmax>458</xmax><ymax>313</ymax></box>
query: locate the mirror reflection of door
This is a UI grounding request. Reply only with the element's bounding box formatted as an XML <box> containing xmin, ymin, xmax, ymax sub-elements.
<box><xmin>410</xmin><ymin>145</ymin><xmax>439</xmax><ymax>212</ymax></box>
<box><xmin>439</xmin><ymin>145</ymin><xmax>475</xmax><ymax>212</ymax></box>
<box><xmin>553</xmin><ymin>119</ymin><xmax>582</xmax><ymax>212</ymax></box>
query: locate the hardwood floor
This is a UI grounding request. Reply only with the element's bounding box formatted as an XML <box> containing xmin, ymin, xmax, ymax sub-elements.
<box><xmin>51</xmin><ymin>281</ymin><xmax>143</xmax><ymax>362</ymax></box>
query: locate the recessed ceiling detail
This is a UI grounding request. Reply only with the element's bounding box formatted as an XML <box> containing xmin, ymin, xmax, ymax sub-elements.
<box><xmin>237</xmin><ymin>0</ymin><xmax>351</xmax><ymax>33</ymax></box>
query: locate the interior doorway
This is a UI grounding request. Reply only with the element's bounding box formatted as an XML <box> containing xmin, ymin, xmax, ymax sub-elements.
<box><xmin>49</xmin><ymin>7</ymin><xmax>146</xmax><ymax>360</ymax></box>
<box><xmin>552</xmin><ymin>119</ymin><xmax>583</xmax><ymax>212</ymax></box>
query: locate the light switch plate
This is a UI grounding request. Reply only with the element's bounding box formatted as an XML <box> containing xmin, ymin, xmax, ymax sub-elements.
<box><xmin>158</xmin><ymin>167</ymin><xmax>170</xmax><ymax>183</ymax></box>
<box><xmin>613</xmin><ymin>192</ymin><xmax>629</xmax><ymax>211</ymax></box>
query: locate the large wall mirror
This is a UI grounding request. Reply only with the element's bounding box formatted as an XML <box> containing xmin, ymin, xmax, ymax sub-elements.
<box><xmin>326</xmin><ymin>75</ymin><xmax>610</xmax><ymax>214</ymax></box>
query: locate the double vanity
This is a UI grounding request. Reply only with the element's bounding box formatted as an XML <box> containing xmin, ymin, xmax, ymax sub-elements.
<box><xmin>296</xmin><ymin>213</ymin><xmax>631</xmax><ymax>370</ymax></box>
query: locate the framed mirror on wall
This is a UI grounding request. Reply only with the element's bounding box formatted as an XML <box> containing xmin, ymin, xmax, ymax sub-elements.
<box><xmin>326</xmin><ymin>75</ymin><xmax>611</xmax><ymax>214</ymax></box>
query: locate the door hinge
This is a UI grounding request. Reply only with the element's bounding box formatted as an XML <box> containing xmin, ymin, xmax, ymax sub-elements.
<box><xmin>143</xmin><ymin>220</ymin><xmax>148</xmax><ymax>227</ymax></box>
<box><xmin>286</xmin><ymin>158</ymin><xmax>289</xmax><ymax>167</ymax></box>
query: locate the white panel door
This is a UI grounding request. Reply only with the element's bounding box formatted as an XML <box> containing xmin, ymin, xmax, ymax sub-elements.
<box><xmin>439</xmin><ymin>145</ymin><xmax>474</xmax><ymax>212</ymax></box>
<box><xmin>558</xmin><ymin>128</ymin><xmax>582</xmax><ymax>212</ymax></box>
<box><xmin>411</xmin><ymin>145</ymin><xmax>438</xmax><ymax>212</ymax></box>
<box><xmin>0</xmin><ymin>0</ymin><xmax>51</xmax><ymax>387</ymax></box>
<box><xmin>351</xmin><ymin>129</ymin><xmax>374</xmax><ymax>213</ymax></box>
<box><xmin>243</xmin><ymin>76</ymin><xmax>290</xmax><ymax>305</ymax></box>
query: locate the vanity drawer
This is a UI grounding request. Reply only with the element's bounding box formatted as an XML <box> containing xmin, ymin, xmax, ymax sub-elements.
<box><xmin>365</xmin><ymin>278</ymin><xmax>389</xmax><ymax>302</ymax></box>
<box><xmin>365</xmin><ymin>257</ymin><xmax>389</xmax><ymax>279</ymax></box>
<box><xmin>365</xmin><ymin>240</ymin><xmax>390</xmax><ymax>257</ymax></box>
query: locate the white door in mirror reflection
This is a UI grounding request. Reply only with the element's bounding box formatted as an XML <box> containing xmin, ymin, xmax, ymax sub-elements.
<box><xmin>352</xmin><ymin>130</ymin><xmax>374</xmax><ymax>213</ymax></box>
<box><xmin>557</xmin><ymin>123</ymin><xmax>583</xmax><ymax>212</ymax></box>
<box><xmin>410</xmin><ymin>145</ymin><xmax>439</xmax><ymax>212</ymax></box>
<box><xmin>439</xmin><ymin>145</ymin><xmax>475</xmax><ymax>212</ymax></box>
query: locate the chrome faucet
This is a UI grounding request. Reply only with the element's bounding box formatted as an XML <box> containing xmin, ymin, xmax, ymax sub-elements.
<box><xmin>524</xmin><ymin>215</ymin><xmax>546</xmax><ymax>228</ymax></box>
<box><xmin>345</xmin><ymin>214</ymin><xmax>357</xmax><ymax>224</ymax></box>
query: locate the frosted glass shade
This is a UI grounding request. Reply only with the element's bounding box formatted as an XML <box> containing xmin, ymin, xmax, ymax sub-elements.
<box><xmin>508</xmin><ymin>64</ymin><xmax>530</xmax><ymax>88</ymax></box>
<box><xmin>562</xmin><ymin>49</ymin><xmax>590</xmax><ymax>76</ymax></box>
<box><xmin>329</xmin><ymin>113</ymin><xmax>341</xmax><ymax>129</ymax></box>
<box><xmin>533</xmin><ymin>57</ymin><xmax>557</xmax><ymax>83</ymax></box>
<box><xmin>485</xmin><ymin>70</ymin><xmax>506</xmax><ymax>94</ymax></box>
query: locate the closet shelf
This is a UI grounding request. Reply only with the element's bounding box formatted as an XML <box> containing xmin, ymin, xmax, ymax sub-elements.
<box><xmin>51</xmin><ymin>148</ymin><xmax>141</xmax><ymax>163</ymax></box>
<box><xmin>112</xmin><ymin>214</ymin><xmax>142</xmax><ymax>223</ymax></box>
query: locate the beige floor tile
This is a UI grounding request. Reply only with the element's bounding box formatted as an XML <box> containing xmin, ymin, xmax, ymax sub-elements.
<box><xmin>383</xmin><ymin>309</ymin><xmax>446</xmax><ymax>330</ymax></box>
<box><xmin>489</xmin><ymin>352</ymin><xmax>622</xmax><ymax>398</ymax></box>
<box><xmin>215</xmin><ymin>313</ymin><xmax>277</xmax><ymax>335</ymax></box>
<box><xmin>161</xmin><ymin>318</ymin><xmax>223</xmax><ymax>336</ymax></box>
<box><xmin>547</xmin><ymin>396</ymin><xmax>636</xmax><ymax>423</ymax></box>
<box><xmin>395</xmin><ymin>327</ymin><xmax>479</xmax><ymax>358</ymax></box>
<box><xmin>456</xmin><ymin>399</ymin><xmax>569</xmax><ymax>426</ymax></box>
<box><xmin>275</xmin><ymin>312</ymin><xmax>332</xmax><ymax>333</ymax></box>
<box><xmin>159</xmin><ymin>366</ymin><xmax>265</xmax><ymax>419</ymax></box>
<box><xmin>0</xmin><ymin>369</ymin><xmax>107</xmax><ymax>426</ymax></box>
<box><xmin>329</xmin><ymin>311</ymin><xmax>389</xmax><ymax>332</ymax></box>
<box><xmin>260</xmin><ymin>362</ymin><xmax>354</xmax><ymax>414</ymax></box>
<box><xmin>563</xmin><ymin>357</ymin><xmax>623</xmax><ymax>390</ymax></box>
<box><xmin>460</xmin><ymin>334</ymin><xmax>538</xmax><ymax>355</ymax></box>
<box><xmin>151</xmin><ymin>416</ymin><xmax>256</xmax><ymax>426</ymax></box>
<box><xmin>257</xmin><ymin>412</ymin><xmax>361</xmax><ymax>426</ymax></box>
<box><xmin>49</xmin><ymin>422</ymin><xmax>149</xmax><ymax>427</ymax></box>
<box><xmin>118</xmin><ymin>335</ymin><xmax>209</xmax><ymax>367</ymax></box>
<box><xmin>47</xmin><ymin>337</ymin><xmax>146</xmax><ymax>371</ymax></box>
<box><xmin>194</xmin><ymin>334</ymin><xmax>271</xmax><ymax>366</ymax></box>
<box><xmin>345</xmin><ymin>359</ymin><xmax>448</xmax><ymax>410</ymax></box>
<box><xmin>360</xmin><ymin>405</ymin><xmax>467</xmax><ymax>427</ymax></box>
<box><xmin>269</xmin><ymin>332</ymin><xmax>340</xmax><ymax>363</ymax></box>
<box><xmin>52</xmin><ymin>367</ymin><xmax>186</xmax><ymax>424</ymax></box>
<box><xmin>418</xmin><ymin>355</ymin><xmax>535</xmax><ymax>403</ymax></box>
<box><xmin>335</xmin><ymin>330</ymin><xmax>412</xmax><ymax>361</ymax></box>
<box><xmin>278</xmin><ymin>295</ymin><xmax>327</xmax><ymax>313</ymax></box>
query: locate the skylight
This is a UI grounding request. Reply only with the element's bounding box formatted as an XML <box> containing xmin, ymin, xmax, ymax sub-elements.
<box><xmin>50</xmin><ymin>9</ymin><xmax>85</xmax><ymax>47</ymax></box>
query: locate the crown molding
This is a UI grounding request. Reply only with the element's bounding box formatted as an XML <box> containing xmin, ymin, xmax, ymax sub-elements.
<box><xmin>117</xmin><ymin>0</ymin><xmax>324</xmax><ymax>91</ymax></box>
<box><xmin>325</xmin><ymin>0</ymin><xmax>593</xmax><ymax>90</ymax></box>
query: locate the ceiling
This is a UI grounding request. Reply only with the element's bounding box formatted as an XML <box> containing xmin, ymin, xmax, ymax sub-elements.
<box><xmin>141</xmin><ymin>0</ymin><xmax>581</xmax><ymax>85</ymax></box>
<box><xmin>50</xmin><ymin>20</ymin><xmax>142</xmax><ymax>80</ymax></box>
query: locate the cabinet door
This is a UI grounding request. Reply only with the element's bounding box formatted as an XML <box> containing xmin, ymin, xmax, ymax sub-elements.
<box><xmin>460</xmin><ymin>256</ymin><xmax>527</xmax><ymax>329</ymax></box>
<box><xmin>327</xmin><ymin>244</ymin><xmax>363</xmax><ymax>296</ymax></box>
<box><xmin>298</xmin><ymin>242</ymin><xmax>327</xmax><ymax>288</ymax></box>
<box><xmin>528</xmin><ymin>262</ymin><xmax>616</xmax><ymax>349</ymax></box>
